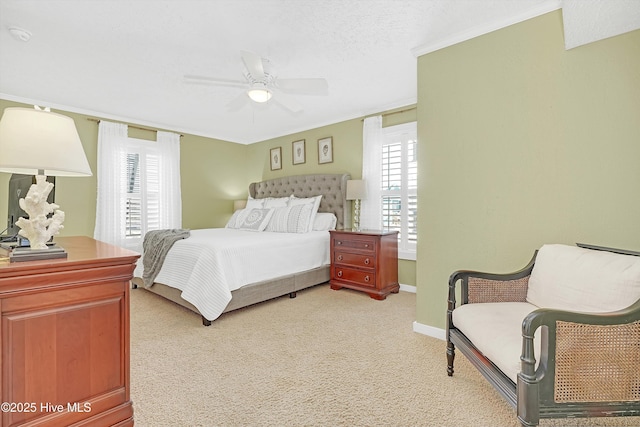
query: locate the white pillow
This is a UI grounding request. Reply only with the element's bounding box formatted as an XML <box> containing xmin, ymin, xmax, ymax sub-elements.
<box><xmin>237</xmin><ymin>208</ymin><xmax>274</xmax><ymax>232</ymax></box>
<box><xmin>265</xmin><ymin>204</ymin><xmax>313</xmax><ymax>233</ymax></box>
<box><xmin>262</xmin><ymin>196</ymin><xmax>292</xmax><ymax>208</ymax></box>
<box><xmin>225</xmin><ymin>209</ymin><xmax>242</xmax><ymax>228</ymax></box>
<box><xmin>313</xmin><ymin>213</ymin><xmax>337</xmax><ymax>231</ymax></box>
<box><xmin>526</xmin><ymin>244</ymin><xmax>640</xmax><ymax>313</ymax></box>
<box><xmin>289</xmin><ymin>195</ymin><xmax>322</xmax><ymax>232</ymax></box>
<box><xmin>245</xmin><ymin>196</ymin><xmax>264</xmax><ymax>210</ymax></box>
<box><xmin>226</xmin><ymin>206</ymin><xmax>261</xmax><ymax>229</ymax></box>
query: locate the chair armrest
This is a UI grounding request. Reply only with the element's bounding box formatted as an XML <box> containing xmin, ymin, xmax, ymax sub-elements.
<box><xmin>520</xmin><ymin>299</ymin><xmax>640</xmax><ymax>404</ymax></box>
<box><xmin>448</xmin><ymin>251</ymin><xmax>537</xmax><ymax>306</ymax></box>
<box><xmin>447</xmin><ymin>252</ymin><xmax>537</xmax><ymax>341</ymax></box>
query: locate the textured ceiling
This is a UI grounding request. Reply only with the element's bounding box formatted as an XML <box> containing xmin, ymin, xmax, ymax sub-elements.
<box><xmin>0</xmin><ymin>0</ymin><xmax>638</xmax><ymax>144</ymax></box>
<box><xmin>562</xmin><ymin>0</ymin><xmax>640</xmax><ymax>50</ymax></box>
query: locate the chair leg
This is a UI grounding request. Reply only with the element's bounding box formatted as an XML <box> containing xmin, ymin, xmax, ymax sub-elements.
<box><xmin>518</xmin><ymin>416</ymin><xmax>539</xmax><ymax>427</ymax></box>
<box><xmin>446</xmin><ymin>340</ymin><xmax>455</xmax><ymax>376</ymax></box>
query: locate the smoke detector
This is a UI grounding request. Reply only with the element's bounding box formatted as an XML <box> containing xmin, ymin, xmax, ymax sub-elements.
<box><xmin>8</xmin><ymin>27</ymin><xmax>32</xmax><ymax>42</ymax></box>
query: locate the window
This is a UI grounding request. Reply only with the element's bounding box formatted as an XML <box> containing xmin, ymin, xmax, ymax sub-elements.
<box><xmin>361</xmin><ymin>117</ymin><xmax>417</xmax><ymax>261</ymax></box>
<box><xmin>125</xmin><ymin>153</ymin><xmax>141</xmax><ymax>237</ymax></box>
<box><xmin>124</xmin><ymin>142</ymin><xmax>162</xmax><ymax>239</ymax></box>
<box><xmin>94</xmin><ymin>121</ymin><xmax>181</xmax><ymax>254</ymax></box>
<box><xmin>381</xmin><ymin>122</ymin><xmax>417</xmax><ymax>258</ymax></box>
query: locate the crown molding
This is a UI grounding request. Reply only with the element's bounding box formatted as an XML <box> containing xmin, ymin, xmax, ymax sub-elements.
<box><xmin>411</xmin><ymin>0</ymin><xmax>562</xmax><ymax>57</ymax></box>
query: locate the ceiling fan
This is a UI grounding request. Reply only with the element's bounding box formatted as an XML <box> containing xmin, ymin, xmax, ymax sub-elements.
<box><xmin>184</xmin><ymin>51</ymin><xmax>328</xmax><ymax>113</ymax></box>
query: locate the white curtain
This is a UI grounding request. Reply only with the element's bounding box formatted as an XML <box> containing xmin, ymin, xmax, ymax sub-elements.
<box><xmin>155</xmin><ymin>130</ymin><xmax>182</xmax><ymax>229</ymax></box>
<box><xmin>361</xmin><ymin>115</ymin><xmax>383</xmax><ymax>230</ymax></box>
<box><xmin>94</xmin><ymin>123</ymin><xmax>182</xmax><ymax>254</ymax></box>
<box><xmin>94</xmin><ymin>120</ymin><xmax>128</xmax><ymax>247</ymax></box>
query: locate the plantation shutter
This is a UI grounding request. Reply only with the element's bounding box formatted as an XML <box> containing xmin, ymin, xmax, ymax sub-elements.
<box><xmin>381</xmin><ymin>123</ymin><xmax>417</xmax><ymax>255</ymax></box>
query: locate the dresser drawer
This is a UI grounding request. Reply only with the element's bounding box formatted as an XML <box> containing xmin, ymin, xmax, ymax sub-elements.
<box><xmin>333</xmin><ymin>266</ymin><xmax>376</xmax><ymax>288</ymax></box>
<box><xmin>333</xmin><ymin>236</ymin><xmax>376</xmax><ymax>253</ymax></box>
<box><xmin>334</xmin><ymin>251</ymin><xmax>375</xmax><ymax>270</ymax></box>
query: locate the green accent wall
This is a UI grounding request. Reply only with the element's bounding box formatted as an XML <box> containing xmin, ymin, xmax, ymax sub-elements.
<box><xmin>244</xmin><ymin>107</ymin><xmax>417</xmax><ymax>184</ymax></box>
<box><xmin>0</xmin><ymin>99</ymin><xmax>248</xmax><ymax>236</ymax></box>
<box><xmin>245</xmin><ymin>107</ymin><xmax>417</xmax><ymax>287</ymax></box>
<box><xmin>0</xmin><ymin>100</ymin><xmax>417</xmax><ymax>287</ymax></box>
<box><xmin>416</xmin><ymin>11</ymin><xmax>640</xmax><ymax>329</ymax></box>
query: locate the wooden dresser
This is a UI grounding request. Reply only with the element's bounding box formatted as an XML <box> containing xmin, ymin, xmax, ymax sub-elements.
<box><xmin>0</xmin><ymin>236</ymin><xmax>139</xmax><ymax>427</ymax></box>
<box><xmin>329</xmin><ymin>229</ymin><xmax>399</xmax><ymax>300</ymax></box>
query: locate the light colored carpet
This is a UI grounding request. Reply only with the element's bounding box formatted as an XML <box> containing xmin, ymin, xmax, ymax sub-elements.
<box><xmin>130</xmin><ymin>285</ymin><xmax>640</xmax><ymax>427</ymax></box>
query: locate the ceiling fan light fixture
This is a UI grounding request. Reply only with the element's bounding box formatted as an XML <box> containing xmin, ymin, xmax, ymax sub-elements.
<box><xmin>8</xmin><ymin>26</ymin><xmax>32</xmax><ymax>42</ymax></box>
<box><xmin>247</xmin><ymin>84</ymin><xmax>272</xmax><ymax>103</ymax></box>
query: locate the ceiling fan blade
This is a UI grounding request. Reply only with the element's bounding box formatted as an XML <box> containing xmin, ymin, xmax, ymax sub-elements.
<box><xmin>273</xmin><ymin>92</ymin><xmax>303</xmax><ymax>113</ymax></box>
<box><xmin>241</xmin><ymin>50</ymin><xmax>265</xmax><ymax>81</ymax></box>
<box><xmin>276</xmin><ymin>78</ymin><xmax>328</xmax><ymax>95</ymax></box>
<box><xmin>226</xmin><ymin>91</ymin><xmax>249</xmax><ymax>112</ymax></box>
<box><xmin>183</xmin><ymin>75</ymin><xmax>246</xmax><ymax>88</ymax></box>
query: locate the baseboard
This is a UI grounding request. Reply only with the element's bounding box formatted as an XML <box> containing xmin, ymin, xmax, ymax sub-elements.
<box><xmin>399</xmin><ymin>283</ymin><xmax>416</xmax><ymax>293</ymax></box>
<box><xmin>400</xmin><ymin>286</ymin><xmax>445</xmax><ymax>340</ymax></box>
<box><xmin>413</xmin><ymin>321</ymin><xmax>446</xmax><ymax>341</ymax></box>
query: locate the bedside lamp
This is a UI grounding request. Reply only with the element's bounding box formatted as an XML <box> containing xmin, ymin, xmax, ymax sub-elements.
<box><xmin>346</xmin><ymin>179</ymin><xmax>366</xmax><ymax>232</ymax></box>
<box><xmin>0</xmin><ymin>106</ymin><xmax>92</xmax><ymax>259</ymax></box>
<box><xmin>233</xmin><ymin>199</ymin><xmax>247</xmax><ymax>211</ymax></box>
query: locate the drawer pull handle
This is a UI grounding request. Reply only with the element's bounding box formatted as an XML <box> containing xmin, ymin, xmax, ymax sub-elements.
<box><xmin>337</xmin><ymin>255</ymin><xmax>343</xmax><ymax>261</ymax></box>
<box><xmin>337</xmin><ymin>271</ymin><xmax>343</xmax><ymax>278</ymax></box>
<box><xmin>364</xmin><ymin>258</ymin><xmax>370</xmax><ymax>265</ymax></box>
<box><xmin>364</xmin><ymin>276</ymin><xmax>370</xmax><ymax>282</ymax></box>
<box><xmin>337</xmin><ymin>241</ymin><xmax>342</xmax><ymax>245</ymax></box>
<box><xmin>364</xmin><ymin>244</ymin><xmax>369</xmax><ymax>248</ymax></box>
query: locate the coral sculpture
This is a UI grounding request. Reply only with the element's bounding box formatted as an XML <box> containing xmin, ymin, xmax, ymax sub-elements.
<box><xmin>15</xmin><ymin>175</ymin><xmax>65</xmax><ymax>249</ymax></box>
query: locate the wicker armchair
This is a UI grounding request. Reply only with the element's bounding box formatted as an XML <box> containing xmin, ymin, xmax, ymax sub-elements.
<box><xmin>446</xmin><ymin>243</ymin><xmax>640</xmax><ymax>427</ymax></box>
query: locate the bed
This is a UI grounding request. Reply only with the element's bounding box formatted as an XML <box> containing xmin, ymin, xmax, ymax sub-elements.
<box><xmin>132</xmin><ymin>173</ymin><xmax>351</xmax><ymax>325</ymax></box>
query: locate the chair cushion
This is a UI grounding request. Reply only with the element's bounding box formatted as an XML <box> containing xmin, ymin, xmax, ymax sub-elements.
<box><xmin>526</xmin><ymin>244</ymin><xmax>640</xmax><ymax>313</ymax></box>
<box><xmin>452</xmin><ymin>302</ymin><xmax>540</xmax><ymax>383</ymax></box>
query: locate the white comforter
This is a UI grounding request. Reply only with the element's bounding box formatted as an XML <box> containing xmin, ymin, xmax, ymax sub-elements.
<box><xmin>151</xmin><ymin>228</ymin><xmax>330</xmax><ymax>321</ymax></box>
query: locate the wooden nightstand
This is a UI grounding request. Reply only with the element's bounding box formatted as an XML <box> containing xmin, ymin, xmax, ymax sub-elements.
<box><xmin>329</xmin><ymin>229</ymin><xmax>399</xmax><ymax>300</ymax></box>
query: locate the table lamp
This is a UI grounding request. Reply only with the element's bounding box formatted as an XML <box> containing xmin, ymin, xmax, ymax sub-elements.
<box><xmin>346</xmin><ymin>179</ymin><xmax>366</xmax><ymax>232</ymax></box>
<box><xmin>0</xmin><ymin>106</ymin><xmax>92</xmax><ymax>261</ymax></box>
<box><xmin>233</xmin><ymin>199</ymin><xmax>247</xmax><ymax>211</ymax></box>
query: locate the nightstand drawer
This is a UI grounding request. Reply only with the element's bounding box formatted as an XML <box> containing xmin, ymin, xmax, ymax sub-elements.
<box><xmin>333</xmin><ymin>266</ymin><xmax>376</xmax><ymax>288</ymax></box>
<box><xmin>333</xmin><ymin>236</ymin><xmax>376</xmax><ymax>253</ymax></box>
<box><xmin>334</xmin><ymin>252</ymin><xmax>374</xmax><ymax>270</ymax></box>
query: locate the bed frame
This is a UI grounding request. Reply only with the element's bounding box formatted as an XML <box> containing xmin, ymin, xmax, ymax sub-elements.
<box><xmin>132</xmin><ymin>173</ymin><xmax>351</xmax><ymax>325</ymax></box>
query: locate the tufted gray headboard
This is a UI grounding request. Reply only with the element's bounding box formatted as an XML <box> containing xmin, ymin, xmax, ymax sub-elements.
<box><xmin>249</xmin><ymin>174</ymin><xmax>351</xmax><ymax>230</ymax></box>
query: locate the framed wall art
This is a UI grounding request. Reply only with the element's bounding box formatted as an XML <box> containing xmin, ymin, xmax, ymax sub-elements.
<box><xmin>318</xmin><ymin>137</ymin><xmax>333</xmax><ymax>164</ymax></box>
<box><xmin>292</xmin><ymin>139</ymin><xmax>306</xmax><ymax>165</ymax></box>
<box><xmin>270</xmin><ymin>147</ymin><xmax>282</xmax><ymax>170</ymax></box>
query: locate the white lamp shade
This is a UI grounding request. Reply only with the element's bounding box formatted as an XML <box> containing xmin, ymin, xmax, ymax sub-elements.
<box><xmin>0</xmin><ymin>107</ymin><xmax>92</xmax><ymax>176</ymax></box>
<box><xmin>233</xmin><ymin>199</ymin><xmax>247</xmax><ymax>211</ymax></box>
<box><xmin>346</xmin><ymin>179</ymin><xmax>366</xmax><ymax>200</ymax></box>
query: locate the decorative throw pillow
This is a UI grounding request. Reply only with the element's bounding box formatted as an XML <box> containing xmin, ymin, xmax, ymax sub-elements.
<box><xmin>265</xmin><ymin>204</ymin><xmax>313</xmax><ymax>233</ymax></box>
<box><xmin>288</xmin><ymin>195</ymin><xmax>322</xmax><ymax>232</ymax></box>
<box><xmin>225</xmin><ymin>209</ymin><xmax>242</xmax><ymax>228</ymax></box>
<box><xmin>226</xmin><ymin>207</ymin><xmax>253</xmax><ymax>229</ymax></box>
<box><xmin>238</xmin><ymin>208</ymin><xmax>274</xmax><ymax>232</ymax></box>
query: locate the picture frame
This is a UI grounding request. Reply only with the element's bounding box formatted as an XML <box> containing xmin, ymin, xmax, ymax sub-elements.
<box><xmin>292</xmin><ymin>139</ymin><xmax>306</xmax><ymax>165</ymax></box>
<box><xmin>270</xmin><ymin>147</ymin><xmax>282</xmax><ymax>171</ymax></box>
<box><xmin>318</xmin><ymin>137</ymin><xmax>333</xmax><ymax>164</ymax></box>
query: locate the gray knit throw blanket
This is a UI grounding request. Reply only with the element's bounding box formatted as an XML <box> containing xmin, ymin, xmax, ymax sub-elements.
<box><xmin>142</xmin><ymin>228</ymin><xmax>191</xmax><ymax>288</ymax></box>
